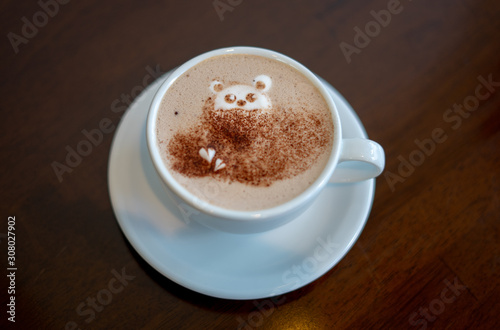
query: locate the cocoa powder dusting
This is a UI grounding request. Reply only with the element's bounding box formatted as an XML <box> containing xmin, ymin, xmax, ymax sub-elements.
<box><xmin>167</xmin><ymin>98</ymin><xmax>332</xmax><ymax>186</ymax></box>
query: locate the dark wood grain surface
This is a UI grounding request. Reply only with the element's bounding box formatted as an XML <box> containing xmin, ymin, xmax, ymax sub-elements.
<box><xmin>1</xmin><ymin>0</ymin><xmax>499</xmax><ymax>329</ymax></box>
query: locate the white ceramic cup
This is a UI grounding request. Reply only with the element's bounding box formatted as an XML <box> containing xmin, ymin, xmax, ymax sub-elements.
<box><xmin>147</xmin><ymin>46</ymin><xmax>384</xmax><ymax>234</ymax></box>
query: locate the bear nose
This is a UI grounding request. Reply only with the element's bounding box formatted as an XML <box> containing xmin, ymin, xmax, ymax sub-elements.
<box><xmin>237</xmin><ymin>100</ymin><xmax>246</xmax><ymax>107</ymax></box>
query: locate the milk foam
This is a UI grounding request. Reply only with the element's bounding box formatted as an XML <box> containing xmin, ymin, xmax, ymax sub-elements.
<box><xmin>210</xmin><ymin>75</ymin><xmax>272</xmax><ymax>111</ymax></box>
<box><xmin>156</xmin><ymin>54</ymin><xmax>334</xmax><ymax>211</ymax></box>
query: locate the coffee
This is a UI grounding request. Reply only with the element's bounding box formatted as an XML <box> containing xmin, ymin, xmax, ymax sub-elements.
<box><xmin>156</xmin><ymin>54</ymin><xmax>334</xmax><ymax>211</ymax></box>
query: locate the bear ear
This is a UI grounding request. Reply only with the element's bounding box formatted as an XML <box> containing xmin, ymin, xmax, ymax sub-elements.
<box><xmin>253</xmin><ymin>75</ymin><xmax>272</xmax><ymax>92</ymax></box>
<box><xmin>209</xmin><ymin>80</ymin><xmax>224</xmax><ymax>93</ymax></box>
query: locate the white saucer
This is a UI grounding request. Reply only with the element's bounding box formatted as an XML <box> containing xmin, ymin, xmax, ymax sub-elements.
<box><xmin>108</xmin><ymin>72</ymin><xmax>375</xmax><ymax>300</ymax></box>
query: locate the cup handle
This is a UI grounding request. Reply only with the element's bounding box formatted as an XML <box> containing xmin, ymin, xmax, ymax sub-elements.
<box><xmin>329</xmin><ymin>138</ymin><xmax>385</xmax><ymax>183</ymax></box>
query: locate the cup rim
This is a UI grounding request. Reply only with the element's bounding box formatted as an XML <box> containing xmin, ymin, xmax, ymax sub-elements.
<box><xmin>146</xmin><ymin>46</ymin><xmax>342</xmax><ymax>221</ymax></box>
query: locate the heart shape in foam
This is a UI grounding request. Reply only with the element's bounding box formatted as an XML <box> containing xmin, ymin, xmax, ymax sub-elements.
<box><xmin>199</xmin><ymin>147</ymin><xmax>215</xmax><ymax>163</ymax></box>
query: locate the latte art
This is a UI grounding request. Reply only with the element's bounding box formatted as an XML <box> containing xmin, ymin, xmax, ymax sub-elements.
<box><xmin>156</xmin><ymin>54</ymin><xmax>334</xmax><ymax>210</ymax></box>
<box><xmin>167</xmin><ymin>97</ymin><xmax>331</xmax><ymax>186</ymax></box>
<box><xmin>210</xmin><ymin>75</ymin><xmax>272</xmax><ymax>111</ymax></box>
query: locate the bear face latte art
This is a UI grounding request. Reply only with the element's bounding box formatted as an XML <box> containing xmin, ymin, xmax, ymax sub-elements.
<box><xmin>156</xmin><ymin>54</ymin><xmax>334</xmax><ymax>211</ymax></box>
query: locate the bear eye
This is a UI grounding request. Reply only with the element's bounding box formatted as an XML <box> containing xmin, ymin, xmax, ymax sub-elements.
<box><xmin>246</xmin><ymin>93</ymin><xmax>257</xmax><ymax>102</ymax></box>
<box><xmin>224</xmin><ymin>94</ymin><xmax>236</xmax><ymax>103</ymax></box>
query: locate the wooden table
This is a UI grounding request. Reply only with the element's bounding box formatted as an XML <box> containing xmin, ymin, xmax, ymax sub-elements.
<box><xmin>2</xmin><ymin>0</ymin><xmax>499</xmax><ymax>328</ymax></box>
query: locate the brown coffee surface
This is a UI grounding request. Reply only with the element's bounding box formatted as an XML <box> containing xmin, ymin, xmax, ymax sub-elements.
<box><xmin>157</xmin><ymin>54</ymin><xmax>334</xmax><ymax>211</ymax></box>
